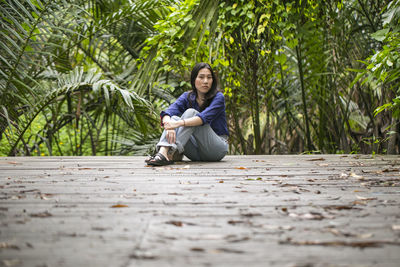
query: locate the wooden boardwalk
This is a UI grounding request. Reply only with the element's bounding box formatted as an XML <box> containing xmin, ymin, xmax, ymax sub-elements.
<box><xmin>0</xmin><ymin>155</ymin><xmax>400</xmax><ymax>267</ymax></box>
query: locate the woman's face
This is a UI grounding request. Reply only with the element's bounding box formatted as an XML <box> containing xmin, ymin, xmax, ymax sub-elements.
<box><xmin>195</xmin><ymin>68</ymin><xmax>213</xmax><ymax>95</ymax></box>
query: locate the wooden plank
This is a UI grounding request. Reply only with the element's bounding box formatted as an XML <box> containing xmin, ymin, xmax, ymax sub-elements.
<box><xmin>0</xmin><ymin>155</ymin><xmax>400</xmax><ymax>267</ymax></box>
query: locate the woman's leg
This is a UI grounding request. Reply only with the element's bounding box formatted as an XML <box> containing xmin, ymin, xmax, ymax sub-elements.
<box><xmin>185</xmin><ymin>124</ymin><xmax>228</xmax><ymax>161</ymax></box>
<box><xmin>155</xmin><ymin>108</ymin><xmax>228</xmax><ymax>161</ymax></box>
<box><xmin>177</xmin><ymin>109</ymin><xmax>228</xmax><ymax>161</ymax></box>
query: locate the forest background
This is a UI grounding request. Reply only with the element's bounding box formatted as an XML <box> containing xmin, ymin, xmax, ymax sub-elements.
<box><xmin>0</xmin><ymin>0</ymin><xmax>399</xmax><ymax>156</ymax></box>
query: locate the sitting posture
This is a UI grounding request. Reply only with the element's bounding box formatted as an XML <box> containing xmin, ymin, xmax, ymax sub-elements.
<box><xmin>146</xmin><ymin>62</ymin><xmax>229</xmax><ymax>166</ymax></box>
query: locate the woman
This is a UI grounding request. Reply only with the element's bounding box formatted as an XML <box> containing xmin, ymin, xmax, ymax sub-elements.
<box><xmin>146</xmin><ymin>62</ymin><xmax>229</xmax><ymax>166</ymax></box>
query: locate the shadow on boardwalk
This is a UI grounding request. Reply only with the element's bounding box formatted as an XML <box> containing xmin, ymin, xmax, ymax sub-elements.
<box><xmin>1</xmin><ymin>155</ymin><xmax>400</xmax><ymax>267</ymax></box>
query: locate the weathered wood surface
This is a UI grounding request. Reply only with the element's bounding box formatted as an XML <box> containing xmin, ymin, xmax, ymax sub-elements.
<box><xmin>0</xmin><ymin>155</ymin><xmax>399</xmax><ymax>267</ymax></box>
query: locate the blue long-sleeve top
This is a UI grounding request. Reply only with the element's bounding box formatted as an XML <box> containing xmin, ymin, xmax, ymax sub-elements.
<box><xmin>160</xmin><ymin>91</ymin><xmax>229</xmax><ymax>136</ymax></box>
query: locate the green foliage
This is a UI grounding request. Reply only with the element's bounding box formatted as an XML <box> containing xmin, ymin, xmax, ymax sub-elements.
<box><xmin>132</xmin><ymin>0</ymin><xmax>219</xmax><ymax>98</ymax></box>
<box><xmin>1</xmin><ymin>0</ymin><xmax>398</xmax><ymax>156</ymax></box>
<box><xmin>0</xmin><ymin>0</ymin><xmax>167</xmax><ymax>156</ymax></box>
<box><xmin>368</xmin><ymin>0</ymin><xmax>400</xmax><ymax>117</ymax></box>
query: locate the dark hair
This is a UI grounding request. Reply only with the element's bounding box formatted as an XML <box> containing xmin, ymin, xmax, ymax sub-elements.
<box><xmin>189</xmin><ymin>62</ymin><xmax>218</xmax><ymax>111</ymax></box>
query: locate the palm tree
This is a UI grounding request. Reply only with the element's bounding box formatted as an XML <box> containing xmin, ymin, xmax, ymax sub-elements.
<box><xmin>0</xmin><ymin>0</ymin><xmax>175</xmax><ymax>155</ymax></box>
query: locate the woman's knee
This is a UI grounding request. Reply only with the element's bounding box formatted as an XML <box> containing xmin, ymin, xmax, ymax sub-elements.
<box><xmin>204</xmin><ymin>150</ymin><xmax>227</xmax><ymax>162</ymax></box>
<box><xmin>171</xmin><ymin>115</ymin><xmax>180</xmax><ymax>121</ymax></box>
<box><xmin>182</xmin><ymin>108</ymin><xmax>198</xmax><ymax>119</ymax></box>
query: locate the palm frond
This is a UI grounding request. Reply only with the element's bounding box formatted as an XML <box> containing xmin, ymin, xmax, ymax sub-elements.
<box><xmin>6</xmin><ymin>67</ymin><xmax>155</xmax><ymax>155</ymax></box>
<box><xmin>130</xmin><ymin>0</ymin><xmax>220</xmax><ymax>96</ymax></box>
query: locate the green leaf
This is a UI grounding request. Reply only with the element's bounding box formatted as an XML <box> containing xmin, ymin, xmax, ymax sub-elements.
<box><xmin>371</xmin><ymin>28</ymin><xmax>389</xmax><ymax>42</ymax></box>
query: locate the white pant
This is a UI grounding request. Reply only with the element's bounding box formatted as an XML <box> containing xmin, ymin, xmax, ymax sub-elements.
<box><xmin>156</xmin><ymin>109</ymin><xmax>228</xmax><ymax>161</ymax></box>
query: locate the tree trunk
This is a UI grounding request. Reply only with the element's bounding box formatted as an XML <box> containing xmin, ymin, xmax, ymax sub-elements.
<box><xmin>296</xmin><ymin>44</ymin><xmax>313</xmax><ymax>152</ymax></box>
<box><xmin>251</xmin><ymin>50</ymin><xmax>262</xmax><ymax>154</ymax></box>
<box><xmin>387</xmin><ymin>117</ymin><xmax>399</xmax><ymax>154</ymax></box>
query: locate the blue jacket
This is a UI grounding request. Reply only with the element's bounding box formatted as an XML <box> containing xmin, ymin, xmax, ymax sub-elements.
<box><xmin>160</xmin><ymin>91</ymin><xmax>229</xmax><ymax>136</ymax></box>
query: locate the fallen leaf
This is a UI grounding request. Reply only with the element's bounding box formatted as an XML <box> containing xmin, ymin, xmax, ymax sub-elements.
<box><xmin>226</xmin><ymin>236</ymin><xmax>250</xmax><ymax>243</ymax></box>
<box><xmin>324</xmin><ymin>205</ymin><xmax>358</xmax><ymax>211</ymax></box>
<box><xmin>317</xmin><ymin>163</ymin><xmax>329</xmax><ymax>167</ymax></box>
<box><xmin>130</xmin><ymin>252</ymin><xmax>157</xmax><ymax>260</ymax></box>
<box><xmin>7</xmin><ymin>161</ymin><xmax>21</xmax><ymax>165</ymax></box>
<box><xmin>289</xmin><ymin>212</ymin><xmax>325</xmax><ymax>220</ymax></box>
<box><xmin>350</xmin><ymin>173</ymin><xmax>364</xmax><ymax>179</ymax></box>
<box><xmin>280</xmin><ymin>238</ymin><xmax>400</xmax><ymax>248</ymax></box>
<box><xmin>241</xmin><ymin>212</ymin><xmax>262</xmax><ymax>217</ymax></box>
<box><xmin>392</xmin><ymin>225</ymin><xmax>400</xmax><ymax>231</ymax></box>
<box><xmin>0</xmin><ymin>243</ymin><xmax>20</xmax><ymax>250</ymax></box>
<box><xmin>92</xmin><ymin>227</ymin><xmax>109</xmax><ymax>231</ymax></box>
<box><xmin>29</xmin><ymin>211</ymin><xmax>52</xmax><ymax>218</ymax></box>
<box><xmin>1</xmin><ymin>259</ymin><xmax>22</xmax><ymax>267</ymax></box>
<box><xmin>191</xmin><ymin>247</ymin><xmax>205</xmax><ymax>252</ymax></box>
<box><xmin>353</xmin><ymin>200</ymin><xmax>367</xmax><ymax>205</ymax></box>
<box><xmin>228</xmin><ymin>220</ymin><xmax>246</xmax><ymax>225</ymax></box>
<box><xmin>219</xmin><ymin>180</ymin><xmax>224</xmax><ymax>183</ymax></box>
<box><xmin>168</xmin><ymin>192</ymin><xmax>182</xmax><ymax>196</ymax></box>
<box><xmin>359</xmin><ymin>233</ymin><xmax>374</xmax><ymax>239</ymax></box>
<box><xmin>213</xmin><ymin>248</ymin><xmax>245</xmax><ymax>254</ymax></box>
<box><xmin>166</xmin><ymin>220</ymin><xmax>183</xmax><ymax>227</ymax></box>
<box><xmin>235</xmin><ymin>167</ymin><xmax>247</xmax><ymax>170</ymax></box>
<box><xmin>382</xmin><ymin>168</ymin><xmax>400</xmax><ymax>172</ymax></box>
<box><xmin>307</xmin><ymin>158</ymin><xmax>326</xmax><ymax>161</ymax></box>
<box><xmin>356</xmin><ymin>195</ymin><xmax>377</xmax><ymax>201</ymax></box>
<box><xmin>40</xmin><ymin>193</ymin><xmax>54</xmax><ymax>200</ymax></box>
<box><xmin>111</xmin><ymin>204</ymin><xmax>129</xmax><ymax>208</ymax></box>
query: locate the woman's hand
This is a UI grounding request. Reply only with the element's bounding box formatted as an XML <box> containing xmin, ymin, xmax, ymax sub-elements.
<box><xmin>166</xmin><ymin>129</ymin><xmax>176</xmax><ymax>144</ymax></box>
<box><xmin>163</xmin><ymin>120</ymin><xmax>182</xmax><ymax>130</ymax></box>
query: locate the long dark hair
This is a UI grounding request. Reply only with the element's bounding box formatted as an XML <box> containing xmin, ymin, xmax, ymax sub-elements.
<box><xmin>189</xmin><ymin>62</ymin><xmax>218</xmax><ymax>111</ymax></box>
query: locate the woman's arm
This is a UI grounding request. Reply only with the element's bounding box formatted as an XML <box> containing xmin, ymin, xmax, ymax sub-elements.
<box><xmin>163</xmin><ymin>116</ymin><xmax>202</xmax><ymax>130</ymax></box>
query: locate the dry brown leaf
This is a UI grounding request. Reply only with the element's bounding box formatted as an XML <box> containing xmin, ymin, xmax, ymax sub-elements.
<box><xmin>241</xmin><ymin>212</ymin><xmax>262</xmax><ymax>217</ymax></box>
<box><xmin>382</xmin><ymin>168</ymin><xmax>400</xmax><ymax>172</ymax></box>
<box><xmin>0</xmin><ymin>243</ymin><xmax>20</xmax><ymax>250</ymax></box>
<box><xmin>280</xmin><ymin>238</ymin><xmax>400</xmax><ymax>248</ymax></box>
<box><xmin>166</xmin><ymin>220</ymin><xmax>183</xmax><ymax>227</ymax></box>
<box><xmin>111</xmin><ymin>204</ymin><xmax>129</xmax><ymax>208</ymax></box>
<box><xmin>324</xmin><ymin>205</ymin><xmax>357</xmax><ymax>211</ymax></box>
<box><xmin>227</xmin><ymin>220</ymin><xmax>246</xmax><ymax>225</ymax></box>
<box><xmin>356</xmin><ymin>195</ymin><xmax>377</xmax><ymax>201</ymax></box>
<box><xmin>235</xmin><ymin>167</ymin><xmax>248</xmax><ymax>170</ymax></box>
<box><xmin>307</xmin><ymin>158</ymin><xmax>326</xmax><ymax>161</ymax></box>
<box><xmin>191</xmin><ymin>247</ymin><xmax>205</xmax><ymax>252</ymax></box>
<box><xmin>40</xmin><ymin>193</ymin><xmax>54</xmax><ymax>200</ymax></box>
<box><xmin>29</xmin><ymin>211</ymin><xmax>52</xmax><ymax>218</ymax></box>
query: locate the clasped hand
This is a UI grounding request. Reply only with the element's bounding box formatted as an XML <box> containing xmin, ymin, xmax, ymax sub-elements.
<box><xmin>163</xmin><ymin>120</ymin><xmax>181</xmax><ymax>130</ymax></box>
<box><xmin>163</xmin><ymin>120</ymin><xmax>181</xmax><ymax>144</ymax></box>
